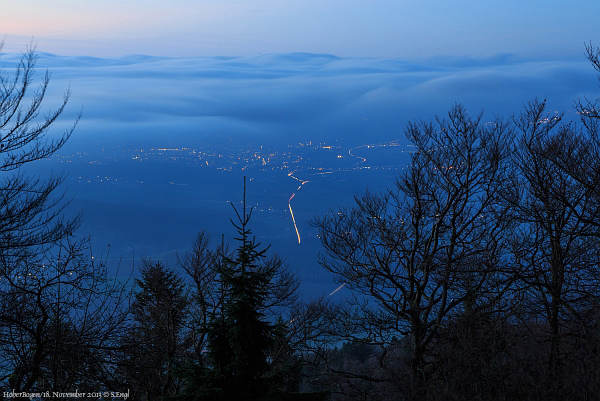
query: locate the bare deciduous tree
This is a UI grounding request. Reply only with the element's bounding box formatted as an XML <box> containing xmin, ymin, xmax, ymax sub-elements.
<box><xmin>0</xmin><ymin>239</ymin><xmax>131</xmax><ymax>393</ymax></box>
<box><xmin>506</xmin><ymin>99</ymin><xmax>600</xmax><ymax>398</ymax></box>
<box><xmin>313</xmin><ymin>104</ymin><xmax>513</xmax><ymax>400</ymax></box>
<box><xmin>0</xmin><ymin>45</ymin><xmax>131</xmax><ymax>395</ymax></box>
<box><xmin>0</xmin><ymin>44</ymin><xmax>79</xmax><ymax>256</ymax></box>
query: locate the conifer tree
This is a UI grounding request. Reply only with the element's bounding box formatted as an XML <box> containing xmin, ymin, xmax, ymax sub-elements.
<box><xmin>180</xmin><ymin>179</ymin><xmax>327</xmax><ymax>401</ymax></box>
<box><xmin>120</xmin><ymin>261</ymin><xmax>190</xmax><ymax>400</ymax></box>
<box><xmin>210</xmin><ymin>178</ymin><xmax>277</xmax><ymax>398</ymax></box>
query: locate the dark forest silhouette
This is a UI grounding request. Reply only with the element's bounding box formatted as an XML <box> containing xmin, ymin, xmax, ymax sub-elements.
<box><xmin>3</xmin><ymin>43</ymin><xmax>600</xmax><ymax>400</ymax></box>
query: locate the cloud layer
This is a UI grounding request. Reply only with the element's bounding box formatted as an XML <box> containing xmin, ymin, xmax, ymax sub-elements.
<box><xmin>2</xmin><ymin>51</ymin><xmax>598</xmax><ymax>151</ymax></box>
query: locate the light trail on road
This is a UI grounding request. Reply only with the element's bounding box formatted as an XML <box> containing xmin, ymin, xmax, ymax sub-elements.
<box><xmin>285</xmin><ymin>140</ymin><xmax>407</xmax><ymax>246</ymax></box>
<box><xmin>348</xmin><ymin>144</ymin><xmax>368</xmax><ymax>165</ymax></box>
<box><xmin>288</xmin><ymin>193</ymin><xmax>301</xmax><ymax>244</ymax></box>
<box><xmin>287</xmin><ymin>171</ymin><xmax>310</xmax><ymax>244</ymax></box>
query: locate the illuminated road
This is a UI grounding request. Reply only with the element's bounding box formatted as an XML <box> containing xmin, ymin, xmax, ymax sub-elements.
<box><xmin>285</xmin><ymin>140</ymin><xmax>408</xmax><ymax>246</ymax></box>
<box><xmin>287</xmin><ymin>171</ymin><xmax>310</xmax><ymax>244</ymax></box>
<box><xmin>285</xmin><ymin>145</ymin><xmax>369</xmax><ymax>245</ymax></box>
<box><xmin>288</xmin><ymin>193</ymin><xmax>301</xmax><ymax>244</ymax></box>
<box><xmin>347</xmin><ymin>144</ymin><xmax>368</xmax><ymax>165</ymax></box>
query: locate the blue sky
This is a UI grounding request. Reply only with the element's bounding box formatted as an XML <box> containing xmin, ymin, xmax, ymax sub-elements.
<box><xmin>3</xmin><ymin>1</ymin><xmax>600</xmax><ymax>59</ymax></box>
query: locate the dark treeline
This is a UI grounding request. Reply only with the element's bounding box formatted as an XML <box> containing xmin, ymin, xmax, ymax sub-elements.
<box><xmin>3</xmin><ymin>44</ymin><xmax>600</xmax><ymax>401</ymax></box>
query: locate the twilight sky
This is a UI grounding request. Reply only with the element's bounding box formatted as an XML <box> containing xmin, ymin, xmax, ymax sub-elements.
<box><xmin>2</xmin><ymin>1</ymin><xmax>600</xmax><ymax>151</ymax></box>
<box><xmin>3</xmin><ymin>1</ymin><xmax>600</xmax><ymax>59</ymax></box>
